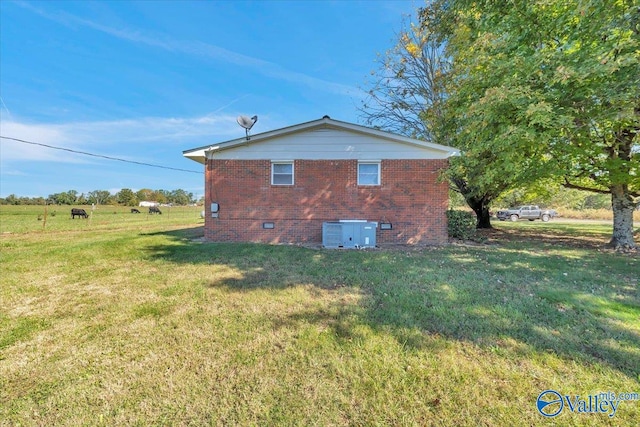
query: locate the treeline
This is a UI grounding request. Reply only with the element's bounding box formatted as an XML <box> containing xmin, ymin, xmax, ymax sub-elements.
<box><xmin>494</xmin><ymin>186</ymin><xmax>612</xmax><ymax>211</ymax></box>
<box><xmin>450</xmin><ymin>185</ymin><xmax>616</xmax><ymax>211</ymax></box>
<box><xmin>0</xmin><ymin>188</ymin><xmax>199</xmax><ymax>207</ymax></box>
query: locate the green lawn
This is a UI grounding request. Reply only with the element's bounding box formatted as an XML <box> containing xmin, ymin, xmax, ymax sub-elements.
<box><xmin>1</xmin><ymin>205</ymin><xmax>638</xmax><ymax>425</ymax></box>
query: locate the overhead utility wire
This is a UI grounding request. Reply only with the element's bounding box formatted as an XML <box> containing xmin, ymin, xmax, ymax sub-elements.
<box><xmin>0</xmin><ymin>135</ymin><xmax>203</xmax><ymax>174</ymax></box>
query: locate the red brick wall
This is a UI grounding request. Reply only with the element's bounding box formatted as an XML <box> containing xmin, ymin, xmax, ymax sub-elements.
<box><xmin>204</xmin><ymin>159</ymin><xmax>449</xmax><ymax>245</ymax></box>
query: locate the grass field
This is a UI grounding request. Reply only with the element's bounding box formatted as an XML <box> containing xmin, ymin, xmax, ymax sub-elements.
<box><xmin>1</xmin><ymin>205</ymin><xmax>639</xmax><ymax>425</ymax></box>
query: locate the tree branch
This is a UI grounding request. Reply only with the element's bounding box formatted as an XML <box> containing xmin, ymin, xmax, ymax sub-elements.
<box><xmin>562</xmin><ymin>178</ymin><xmax>611</xmax><ymax>195</ymax></box>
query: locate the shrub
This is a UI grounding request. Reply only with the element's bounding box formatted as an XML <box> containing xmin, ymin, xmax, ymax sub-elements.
<box><xmin>447</xmin><ymin>209</ymin><xmax>477</xmax><ymax>240</ymax></box>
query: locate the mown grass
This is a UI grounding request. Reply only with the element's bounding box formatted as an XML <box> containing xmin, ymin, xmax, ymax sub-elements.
<box><xmin>1</xmin><ymin>205</ymin><xmax>639</xmax><ymax>426</ymax></box>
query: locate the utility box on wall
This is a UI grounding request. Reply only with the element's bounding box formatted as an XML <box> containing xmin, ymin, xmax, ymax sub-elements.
<box><xmin>322</xmin><ymin>221</ymin><xmax>377</xmax><ymax>248</ymax></box>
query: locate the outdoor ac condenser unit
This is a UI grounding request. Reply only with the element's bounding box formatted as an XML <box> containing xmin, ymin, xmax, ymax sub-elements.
<box><xmin>322</xmin><ymin>221</ymin><xmax>377</xmax><ymax>248</ymax></box>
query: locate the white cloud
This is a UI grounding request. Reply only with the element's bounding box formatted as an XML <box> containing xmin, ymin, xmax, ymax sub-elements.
<box><xmin>0</xmin><ymin>169</ymin><xmax>28</xmax><ymax>176</ymax></box>
<box><xmin>61</xmin><ymin>114</ymin><xmax>243</xmax><ymax>144</ymax></box>
<box><xmin>16</xmin><ymin>1</ymin><xmax>364</xmax><ymax>98</ymax></box>
<box><xmin>0</xmin><ymin>121</ymin><xmax>80</xmax><ymax>163</ymax></box>
<box><xmin>0</xmin><ymin>112</ymin><xmax>245</xmax><ymax>163</ymax></box>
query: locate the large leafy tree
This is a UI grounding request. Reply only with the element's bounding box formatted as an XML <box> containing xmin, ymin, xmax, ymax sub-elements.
<box><xmin>136</xmin><ymin>188</ymin><xmax>155</xmax><ymax>202</ymax></box>
<box><xmin>360</xmin><ymin>12</ymin><xmax>547</xmax><ymax>228</ymax></box>
<box><xmin>168</xmin><ymin>189</ymin><xmax>195</xmax><ymax>206</ymax></box>
<box><xmin>542</xmin><ymin>1</ymin><xmax>639</xmax><ymax>248</ymax></box>
<box><xmin>87</xmin><ymin>190</ymin><xmax>112</xmax><ymax>205</ymax></box>
<box><xmin>359</xmin><ymin>18</ymin><xmax>506</xmax><ymax>226</ymax></box>
<box><xmin>436</xmin><ymin>0</ymin><xmax>639</xmax><ymax>248</ymax></box>
<box><xmin>47</xmin><ymin>190</ymin><xmax>79</xmax><ymax>205</ymax></box>
<box><xmin>116</xmin><ymin>188</ymin><xmax>138</xmax><ymax>206</ymax></box>
<box><xmin>423</xmin><ymin>0</ymin><xmax>562</xmax><ymax>228</ymax></box>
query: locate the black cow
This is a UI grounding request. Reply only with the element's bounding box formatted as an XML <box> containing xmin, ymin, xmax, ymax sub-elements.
<box><xmin>71</xmin><ymin>208</ymin><xmax>88</xmax><ymax>219</ymax></box>
<box><xmin>148</xmin><ymin>206</ymin><xmax>162</xmax><ymax>215</ymax></box>
<box><xmin>131</xmin><ymin>208</ymin><xmax>141</xmax><ymax>214</ymax></box>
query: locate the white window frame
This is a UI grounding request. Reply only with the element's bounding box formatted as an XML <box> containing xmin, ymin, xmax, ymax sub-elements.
<box><xmin>271</xmin><ymin>161</ymin><xmax>294</xmax><ymax>186</ymax></box>
<box><xmin>357</xmin><ymin>162</ymin><xmax>381</xmax><ymax>186</ymax></box>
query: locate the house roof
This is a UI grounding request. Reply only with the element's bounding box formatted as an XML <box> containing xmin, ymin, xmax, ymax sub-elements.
<box><xmin>183</xmin><ymin>116</ymin><xmax>460</xmax><ymax>164</ymax></box>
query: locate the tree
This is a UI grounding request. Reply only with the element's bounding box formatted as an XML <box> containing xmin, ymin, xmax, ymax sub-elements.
<box><xmin>360</xmin><ymin>10</ymin><xmax>542</xmax><ymax>228</ymax></box>
<box><xmin>437</xmin><ymin>0</ymin><xmax>639</xmax><ymax>248</ymax></box>
<box><xmin>136</xmin><ymin>188</ymin><xmax>154</xmax><ymax>202</ymax></box>
<box><xmin>155</xmin><ymin>190</ymin><xmax>169</xmax><ymax>204</ymax></box>
<box><xmin>428</xmin><ymin>1</ymin><xmax>560</xmax><ymax>227</ymax></box>
<box><xmin>116</xmin><ymin>188</ymin><xmax>138</xmax><ymax>206</ymax></box>
<box><xmin>544</xmin><ymin>2</ymin><xmax>639</xmax><ymax>248</ymax></box>
<box><xmin>167</xmin><ymin>189</ymin><xmax>194</xmax><ymax>205</ymax></box>
<box><xmin>48</xmin><ymin>190</ymin><xmax>79</xmax><ymax>205</ymax></box>
<box><xmin>87</xmin><ymin>190</ymin><xmax>112</xmax><ymax>205</ymax></box>
<box><xmin>361</xmin><ymin>20</ymin><xmax>449</xmax><ymax>141</ymax></box>
<box><xmin>4</xmin><ymin>194</ymin><xmax>19</xmax><ymax>205</ymax></box>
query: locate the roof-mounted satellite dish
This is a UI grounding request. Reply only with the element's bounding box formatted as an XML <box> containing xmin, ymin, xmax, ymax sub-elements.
<box><xmin>237</xmin><ymin>115</ymin><xmax>258</xmax><ymax>140</ymax></box>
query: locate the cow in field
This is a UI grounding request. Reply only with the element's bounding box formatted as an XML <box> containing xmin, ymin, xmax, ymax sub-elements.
<box><xmin>71</xmin><ymin>208</ymin><xmax>89</xmax><ymax>219</ymax></box>
<box><xmin>148</xmin><ymin>206</ymin><xmax>162</xmax><ymax>214</ymax></box>
<box><xmin>131</xmin><ymin>208</ymin><xmax>141</xmax><ymax>214</ymax></box>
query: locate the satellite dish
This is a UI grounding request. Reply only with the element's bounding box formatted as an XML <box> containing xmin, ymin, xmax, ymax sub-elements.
<box><xmin>237</xmin><ymin>115</ymin><xmax>258</xmax><ymax>140</ymax></box>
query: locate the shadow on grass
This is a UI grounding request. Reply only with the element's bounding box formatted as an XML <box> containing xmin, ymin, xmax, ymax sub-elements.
<box><xmin>486</xmin><ymin>222</ymin><xmax>640</xmax><ymax>251</ymax></box>
<box><xmin>145</xmin><ymin>227</ymin><xmax>640</xmax><ymax>380</ymax></box>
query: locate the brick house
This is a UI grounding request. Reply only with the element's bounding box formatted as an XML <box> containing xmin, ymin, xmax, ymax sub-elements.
<box><xmin>183</xmin><ymin>116</ymin><xmax>458</xmax><ymax>246</ymax></box>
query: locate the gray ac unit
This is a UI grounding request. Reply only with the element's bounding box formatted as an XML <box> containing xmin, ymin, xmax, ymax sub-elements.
<box><xmin>322</xmin><ymin>221</ymin><xmax>377</xmax><ymax>248</ymax></box>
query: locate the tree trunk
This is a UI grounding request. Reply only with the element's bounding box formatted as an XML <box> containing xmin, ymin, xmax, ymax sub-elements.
<box><xmin>467</xmin><ymin>196</ymin><xmax>493</xmax><ymax>229</ymax></box>
<box><xmin>609</xmin><ymin>185</ymin><xmax>637</xmax><ymax>250</ymax></box>
<box><xmin>450</xmin><ymin>178</ymin><xmax>494</xmax><ymax>229</ymax></box>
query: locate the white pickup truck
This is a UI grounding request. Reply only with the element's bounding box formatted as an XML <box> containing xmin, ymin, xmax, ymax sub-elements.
<box><xmin>496</xmin><ymin>205</ymin><xmax>558</xmax><ymax>222</ymax></box>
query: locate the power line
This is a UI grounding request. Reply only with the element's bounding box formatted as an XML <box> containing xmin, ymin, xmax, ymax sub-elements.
<box><xmin>0</xmin><ymin>135</ymin><xmax>203</xmax><ymax>174</ymax></box>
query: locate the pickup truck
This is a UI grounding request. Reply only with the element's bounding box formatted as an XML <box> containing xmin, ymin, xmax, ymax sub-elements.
<box><xmin>496</xmin><ymin>205</ymin><xmax>557</xmax><ymax>222</ymax></box>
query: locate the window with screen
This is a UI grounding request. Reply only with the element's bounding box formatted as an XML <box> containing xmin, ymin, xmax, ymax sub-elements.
<box><xmin>271</xmin><ymin>162</ymin><xmax>294</xmax><ymax>185</ymax></box>
<box><xmin>358</xmin><ymin>162</ymin><xmax>380</xmax><ymax>186</ymax></box>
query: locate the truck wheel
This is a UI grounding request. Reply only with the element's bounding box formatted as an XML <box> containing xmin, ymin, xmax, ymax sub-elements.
<box><xmin>510</xmin><ymin>214</ymin><xmax>518</xmax><ymax>222</ymax></box>
<box><xmin>541</xmin><ymin>214</ymin><xmax>550</xmax><ymax>222</ymax></box>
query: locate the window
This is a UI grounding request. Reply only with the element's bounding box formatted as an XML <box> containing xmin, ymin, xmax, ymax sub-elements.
<box><xmin>271</xmin><ymin>162</ymin><xmax>294</xmax><ymax>185</ymax></box>
<box><xmin>358</xmin><ymin>162</ymin><xmax>380</xmax><ymax>185</ymax></box>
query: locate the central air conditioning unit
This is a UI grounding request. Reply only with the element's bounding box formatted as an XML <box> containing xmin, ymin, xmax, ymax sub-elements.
<box><xmin>322</xmin><ymin>220</ymin><xmax>377</xmax><ymax>248</ymax></box>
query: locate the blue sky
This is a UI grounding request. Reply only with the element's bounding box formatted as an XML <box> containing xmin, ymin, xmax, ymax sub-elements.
<box><xmin>0</xmin><ymin>0</ymin><xmax>418</xmax><ymax>199</ymax></box>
